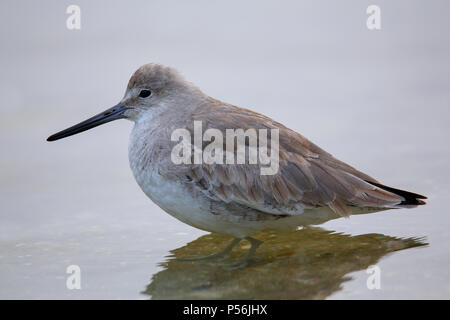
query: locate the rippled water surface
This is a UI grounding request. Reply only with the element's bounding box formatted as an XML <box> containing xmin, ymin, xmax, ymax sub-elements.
<box><xmin>1</xmin><ymin>1</ymin><xmax>449</xmax><ymax>299</ymax></box>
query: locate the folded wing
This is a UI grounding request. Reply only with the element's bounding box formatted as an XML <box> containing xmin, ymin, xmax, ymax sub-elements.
<box><xmin>182</xmin><ymin>104</ymin><xmax>425</xmax><ymax>217</ymax></box>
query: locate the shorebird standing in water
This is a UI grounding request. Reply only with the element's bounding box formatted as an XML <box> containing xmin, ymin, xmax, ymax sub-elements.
<box><xmin>47</xmin><ymin>63</ymin><xmax>426</xmax><ymax>267</ymax></box>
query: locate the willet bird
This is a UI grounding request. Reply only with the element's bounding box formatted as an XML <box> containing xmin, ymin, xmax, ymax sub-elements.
<box><xmin>47</xmin><ymin>63</ymin><xmax>426</xmax><ymax>266</ymax></box>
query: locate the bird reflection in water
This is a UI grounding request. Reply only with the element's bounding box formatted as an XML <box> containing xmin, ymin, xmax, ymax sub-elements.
<box><xmin>143</xmin><ymin>227</ymin><xmax>426</xmax><ymax>299</ymax></box>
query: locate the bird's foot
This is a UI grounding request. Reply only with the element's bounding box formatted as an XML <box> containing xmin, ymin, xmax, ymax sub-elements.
<box><xmin>218</xmin><ymin>259</ymin><xmax>250</xmax><ymax>269</ymax></box>
<box><xmin>178</xmin><ymin>251</ymin><xmax>230</xmax><ymax>262</ymax></box>
<box><xmin>219</xmin><ymin>237</ymin><xmax>263</xmax><ymax>269</ymax></box>
<box><xmin>178</xmin><ymin>238</ymin><xmax>241</xmax><ymax>262</ymax></box>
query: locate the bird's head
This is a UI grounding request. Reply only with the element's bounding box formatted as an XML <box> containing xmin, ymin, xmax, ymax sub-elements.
<box><xmin>47</xmin><ymin>63</ymin><xmax>198</xmax><ymax>141</ymax></box>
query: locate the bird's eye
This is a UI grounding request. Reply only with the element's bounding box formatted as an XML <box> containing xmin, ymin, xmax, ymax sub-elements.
<box><xmin>139</xmin><ymin>89</ymin><xmax>152</xmax><ymax>98</ymax></box>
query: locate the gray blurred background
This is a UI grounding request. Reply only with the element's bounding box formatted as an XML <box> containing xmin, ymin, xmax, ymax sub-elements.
<box><xmin>0</xmin><ymin>0</ymin><xmax>449</xmax><ymax>299</ymax></box>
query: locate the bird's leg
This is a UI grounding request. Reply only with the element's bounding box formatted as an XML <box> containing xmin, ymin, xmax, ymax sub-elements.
<box><xmin>178</xmin><ymin>238</ymin><xmax>241</xmax><ymax>261</ymax></box>
<box><xmin>220</xmin><ymin>236</ymin><xmax>263</xmax><ymax>268</ymax></box>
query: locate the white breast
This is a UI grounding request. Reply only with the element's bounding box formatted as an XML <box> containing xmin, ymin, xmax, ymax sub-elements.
<box><xmin>127</xmin><ymin>119</ymin><xmax>227</xmax><ymax>234</ymax></box>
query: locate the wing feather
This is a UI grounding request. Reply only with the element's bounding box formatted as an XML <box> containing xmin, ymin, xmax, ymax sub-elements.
<box><xmin>181</xmin><ymin>104</ymin><xmax>405</xmax><ymax>216</ymax></box>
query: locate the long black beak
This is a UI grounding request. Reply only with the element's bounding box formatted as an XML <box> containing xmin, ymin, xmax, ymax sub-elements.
<box><xmin>47</xmin><ymin>103</ymin><xmax>129</xmax><ymax>142</ymax></box>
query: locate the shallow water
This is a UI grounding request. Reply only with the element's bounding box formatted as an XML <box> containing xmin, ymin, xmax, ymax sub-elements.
<box><xmin>1</xmin><ymin>1</ymin><xmax>449</xmax><ymax>299</ymax></box>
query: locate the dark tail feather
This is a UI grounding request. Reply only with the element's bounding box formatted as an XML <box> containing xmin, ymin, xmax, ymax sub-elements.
<box><xmin>365</xmin><ymin>181</ymin><xmax>427</xmax><ymax>207</ymax></box>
